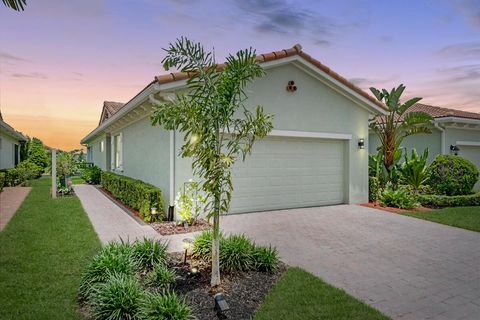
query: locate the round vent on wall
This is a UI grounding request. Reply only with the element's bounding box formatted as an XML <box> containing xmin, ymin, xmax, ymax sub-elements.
<box><xmin>286</xmin><ymin>80</ymin><xmax>297</xmax><ymax>92</ymax></box>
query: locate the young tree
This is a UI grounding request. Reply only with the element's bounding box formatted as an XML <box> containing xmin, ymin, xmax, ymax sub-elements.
<box><xmin>151</xmin><ymin>38</ymin><xmax>273</xmax><ymax>286</ymax></box>
<box><xmin>28</xmin><ymin>137</ymin><xmax>49</xmax><ymax>170</ymax></box>
<box><xmin>369</xmin><ymin>84</ymin><xmax>433</xmax><ymax>173</ymax></box>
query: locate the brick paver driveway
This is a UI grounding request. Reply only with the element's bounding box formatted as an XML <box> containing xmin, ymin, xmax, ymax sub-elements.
<box><xmin>221</xmin><ymin>205</ymin><xmax>480</xmax><ymax>320</ymax></box>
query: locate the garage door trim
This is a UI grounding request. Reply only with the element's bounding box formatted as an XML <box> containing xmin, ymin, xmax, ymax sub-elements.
<box><xmin>269</xmin><ymin>129</ymin><xmax>352</xmax><ymax>140</ymax></box>
<box><xmin>456</xmin><ymin>140</ymin><xmax>480</xmax><ymax>147</ymax></box>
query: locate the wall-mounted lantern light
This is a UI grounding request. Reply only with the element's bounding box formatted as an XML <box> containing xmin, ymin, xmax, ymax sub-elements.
<box><xmin>450</xmin><ymin>145</ymin><xmax>460</xmax><ymax>155</ymax></box>
<box><xmin>358</xmin><ymin>138</ymin><xmax>365</xmax><ymax>149</ymax></box>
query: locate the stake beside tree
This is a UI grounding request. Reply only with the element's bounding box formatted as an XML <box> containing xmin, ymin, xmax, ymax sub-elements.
<box><xmin>151</xmin><ymin>38</ymin><xmax>273</xmax><ymax>286</ymax></box>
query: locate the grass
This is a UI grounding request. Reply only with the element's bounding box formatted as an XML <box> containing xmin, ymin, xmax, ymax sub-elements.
<box><xmin>254</xmin><ymin>267</ymin><xmax>389</xmax><ymax>320</ymax></box>
<box><xmin>401</xmin><ymin>206</ymin><xmax>480</xmax><ymax>232</ymax></box>
<box><xmin>70</xmin><ymin>176</ymin><xmax>85</xmax><ymax>185</ymax></box>
<box><xmin>0</xmin><ymin>176</ymin><xmax>101</xmax><ymax>319</ymax></box>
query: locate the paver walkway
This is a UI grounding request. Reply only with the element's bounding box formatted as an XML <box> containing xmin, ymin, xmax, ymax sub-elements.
<box><xmin>220</xmin><ymin>206</ymin><xmax>480</xmax><ymax>320</ymax></box>
<box><xmin>0</xmin><ymin>187</ymin><xmax>31</xmax><ymax>231</ymax></box>
<box><xmin>74</xmin><ymin>185</ymin><xmax>188</xmax><ymax>252</ymax></box>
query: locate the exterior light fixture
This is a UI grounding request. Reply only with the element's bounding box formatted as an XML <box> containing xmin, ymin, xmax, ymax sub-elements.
<box><xmin>450</xmin><ymin>145</ymin><xmax>460</xmax><ymax>155</ymax></box>
<box><xmin>214</xmin><ymin>293</ymin><xmax>230</xmax><ymax>315</ymax></box>
<box><xmin>151</xmin><ymin>207</ymin><xmax>157</xmax><ymax>216</ymax></box>
<box><xmin>358</xmin><ymin>138</ymin><xmax>365</xmax><ymax>149</ymax></box>
<box><xmin>182</xmin><ymin>238</ymin><xmax>193</xmax><ymax>264</ymax></box>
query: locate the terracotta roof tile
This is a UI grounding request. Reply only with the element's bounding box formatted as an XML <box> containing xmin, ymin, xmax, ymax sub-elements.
<box><xmin>154</xmin><ymin>44</ymin><xmax>386</xmax><ymax>111</ymax></box>
<box><xmin>99</xmin><ymin>101</ymin><xmax>125</xmax><ymax>125</ymax></box>
<box><xmin>409</xmin><ymin>103</ymin><xmax>480</xmax><ymax>120</ymax></box>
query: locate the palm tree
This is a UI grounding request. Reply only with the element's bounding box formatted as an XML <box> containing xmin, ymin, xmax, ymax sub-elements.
<box><xmin>369</xmin><ymin>84</ymin><xmax>433</xmax><ymax>172</ymax></box>
<box><xmin>2</xmin><ymin>0</ymin><xmax>26</xmax><ymax>11</ymax></box>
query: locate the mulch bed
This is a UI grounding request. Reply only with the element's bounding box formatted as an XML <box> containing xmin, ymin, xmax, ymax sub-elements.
<box><xmin>168</xmin><ymin>253</ymin><xmax>287</xmax><ymax>320</ymax></box>
<box><xmin>152</xmin><ymin>219</ymin><xmax>211</xmax><ymax>236</ymax></box>
<box><xmin>359</xmin><ymin>202</ymin><xmax>432</xmax><ymax>214</ymax></box>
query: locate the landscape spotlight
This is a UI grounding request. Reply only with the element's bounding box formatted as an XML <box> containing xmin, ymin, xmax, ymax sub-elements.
<box><xmin>214</xmin><ymin>293</ymin><xmax>230</xmax><ymax>315</ymax></box>
<box><xmin>182</xmin><ymin>238</ymin><xmax>193</xmax><ymax>264</ymax></box>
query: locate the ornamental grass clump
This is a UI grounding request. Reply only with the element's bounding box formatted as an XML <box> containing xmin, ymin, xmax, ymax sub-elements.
<box><xmin>139</xmin><ymin>291</ymin><xmax>193</xmax><ymax>320</ymax></box>
<box><xmin>132</xmin><ymin>238</ymin><xmax>168</xmax><ymax>270</ymax></box>
<box><xmin>79</xmin><ymin>241</ymin><xmax>138</xmax><ymax>299</ymax></box>
<box><xmin>145</xmin><ymin>263</ymin><xmax>176</xmax><ymax>290</ymax></box>
<box><xmin>88</xmin><ymin>272</ymin><xmax>144</xmax><ymax>320</ymax></box>
<box><xmin>220</xmin><ymin>234</ymin><xmax>255</xmax><ymax>272</ymax></box>
<box><xmin>252</xmin><ymin>245</ymin><xmax>279</xmax><ymax>272</ymax></box>
<box><xmin>192</xmin><ymin>229</ymin><xmax>224</xmax><ymax>260</ymax></box>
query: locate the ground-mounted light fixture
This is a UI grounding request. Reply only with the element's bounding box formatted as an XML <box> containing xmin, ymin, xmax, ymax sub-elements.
<box><xmin>358</xmin><ymin>138</ymin><xmax>365</xmax><ymax>149</ymax></box>
<box><xmin>214</xmin><ymin>293</ymin><xmax>230</xmax><ymax>315</ymax></box>
<box><xmin>151</xmin><ymin>207</ymin><xmax>157</xmax><ymax>216</ymax></box>
<box><xmin>182</xmin><ymin>238</ymin><xmax>193</xmax><ymax>264</ymax></box>
<box><xmin>450</xmin><ymin>145</ymin><xmax>460</xmax><ymax>155</ymax></box>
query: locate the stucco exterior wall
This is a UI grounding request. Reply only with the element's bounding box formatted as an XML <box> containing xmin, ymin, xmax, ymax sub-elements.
<box><xmin>0</xmin><ymin>132</ymin><xmax>19</xmax><ymax>169</ymax></box>
<box><xmin>174</xmin><ymin>63</ymin><xmax>372</xmax><ymax>205</ymax></box>
<box><xmin>369</xmin><ymin>129</ymin><xmax>442</xmax><ymax>164</ymax></box>
<box><xmin>90</xmin><ymin>135</ymin><xmax>107</xmax><ymax>171</ymax></box>
<box><xmin>111</xmin><ymin>116</ymin><xmax>171</xmax><ymax>212</ymax></box>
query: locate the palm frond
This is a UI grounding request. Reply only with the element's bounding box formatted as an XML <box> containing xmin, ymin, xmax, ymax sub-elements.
<box><xmin>2</xmin><ymin>0</ymin><xmax>26</xmax><ymax>11</ymax></box>
<box><xmin>397</xmin><ymin>97</ymin><xmax>422</xmax><ymax>116</ymax></box>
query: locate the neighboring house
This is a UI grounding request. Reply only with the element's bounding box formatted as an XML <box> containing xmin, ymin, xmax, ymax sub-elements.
<box><xmin>81</xmin><ymin>44</ymin><xmax>388</xmax><ymax>215</ymax></box>
<box><xmin>369</xmin><ymin>103</ymin><xmax>480</xmax><ymax>188</ymax></box>
<box><xmin>0</xmin><ymin>111</ymin><xmax>27</xmax><ymax>169</ymax></box>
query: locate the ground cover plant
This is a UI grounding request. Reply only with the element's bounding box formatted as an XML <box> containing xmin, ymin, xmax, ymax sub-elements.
<box><xmin>0</xmin><ymin>177</ymin><xmax>101</xmax><ymax>319</ymax></box>
<box><xmin>401</xmin><ymin>206</ymin><xmax>480</xmax><ymax>232</ymax></box>
<box><xmin>253</xmin><ymin>267</ymin><xmax>389</xmax><ymax>320</ymax></box>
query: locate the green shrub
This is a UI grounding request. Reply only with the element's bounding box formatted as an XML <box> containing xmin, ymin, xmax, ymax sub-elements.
<box><xmin>253</xmin><ymin>245</ymin><xmax>279</xmax><ymax>272</ymax></box>
<box><xmin>368</xmin><ymin>176</ymin><xmax>380</xmax><ymax>202</ymax></box>
<box><xmin>88</xmin><ymin>272</ymin><xmax>143</xmax><ymax>320</ymax></box>
<box><xmin>101</xmin><ymin>172</ymin><xmax>164</xmax><ymax>222</ymax></box>
<box><xmin>145</xmin><ymin>263</ymin><xmax>176</xmax><ymax>289</ymax></box>
<box><xmin>139</xmin><ymin>291</ymin><xmax>192</xmax><ymax>320</ymax></box>
<box><xmin>82</xmin><ymin>165</ymin><xmax>102</xmax><ymax>184</ymax></box>
<box><xmin>132</xmin><ymin>238</ymin><xmax>168</xmax><ymax>270</ymax></box>
<box><xmin>2</xmin><ymin>168</ymin><xmax>22</xmax><ymax>186</ymax></box>
<box><xmin>400</xmin><ymin>148</ymin><xmax>429</xmax><ymax>191</ymax></box>
<box><xmin>16</xmin><ymin>160</ymin><xmax>43</xmax><ymax>180</ymax></box>
<box><xmin>0</xmin><ymin>172</ymin><xmax>4</xmax><ymax>192</ymax></box>
<box><xmin>417</xmin><ymin>193</ymin><xmax>480</xmax><ymax>208</ymax></box>
<box><xmin>220</xmin><ymin>234</ymin><xmax>255</xmax><ymax>271</ymax></box>
<box><xmin>427</xmin><ymin>155</ymin><xmax>479</xmax><ymax>196</ymax></box>
<box><xmin>79</xmin><ymin>241</ymin><xmax>138</xmax><ymax>299</ymax></box>
<box><xmin>192</xmin><ymin>229</ymin><xmax>222</xmax><ymax>260</ymax></box>
<box><xmin>379</xmin><ymin>186</ymin><xmax>418</xmax><ymax>209</ymax></box>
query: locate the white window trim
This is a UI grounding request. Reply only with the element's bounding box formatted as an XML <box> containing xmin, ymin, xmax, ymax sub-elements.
<box><xmin>113</xmin><ymin>133</ymin><xmax>123</xmax><ymax>172</ymax></box>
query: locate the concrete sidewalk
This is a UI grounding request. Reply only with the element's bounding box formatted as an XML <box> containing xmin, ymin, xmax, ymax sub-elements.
<box><xmin>74</xmin><ymin>185</ymin><xmax>189</xmax><ymax>252</ymax></box>
<box><xmin>0</xmin><ymin>187</ymin><xmax>31</xmax><ymax>231</ymax></box>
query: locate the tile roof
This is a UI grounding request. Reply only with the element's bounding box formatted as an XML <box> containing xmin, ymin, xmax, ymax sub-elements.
<box><xmin>154</xmin><ymin>44</ymin><xmax>387</xmax><ymax>111</ymax></box>
<box><xmin>409</xmin><ymin>103</ymin><xmax>480</xmax><ymax>120</ymax></box>
<box><xmin>99</xmin><ymin>101</ymin><xmax>125</xmax><ymax>125</ymax></box>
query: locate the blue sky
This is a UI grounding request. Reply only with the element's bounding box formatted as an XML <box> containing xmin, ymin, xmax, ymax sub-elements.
<box><xmin>0</xmin><ymin>0</ymin><xmax>479</xmax><ymax>149</ymax></box>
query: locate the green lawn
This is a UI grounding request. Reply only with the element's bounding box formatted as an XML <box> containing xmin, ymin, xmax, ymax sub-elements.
<box><xmin>69</xmin><ymin>176</ymin><xmax>85</xmax><ymax>185</ymax></box>
<box><xmin>0</xmin><ymin>177</ymin><xmax>101</xmax><ymax>320</ymax></box>
<box><xmin>254</xmin><ymin>267</ymin><xmax>389</xmax><ymax>320</ymax></box>
<box><xmin>401</xmin><ymin>206</ymin><xmax>480</xmax><ymax>232</ymax></box>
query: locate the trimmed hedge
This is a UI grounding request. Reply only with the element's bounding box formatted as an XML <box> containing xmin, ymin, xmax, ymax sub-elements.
<box><xmin>82</xmin><ymin>165</ymin><xmax>102</xmax><ymax>184</ymax></box>
<box><xmin>368</xmin><ymin>176</ymin><xmax>380</xmax><ymax>202</ymax></box>
<box><xmin>0</xmin><ymin>172</ymin><xmax>4</xmax><ymax>192</ymax></box>
<box><xmin>417</xmin><ymin>193</ymin><xmax>480</xmax><ymax>208</ymax></box>
<box><xmin>427</xmin><ymin>155</ymin><xmax>479</xmax><ymax>196</ymax></box>
<box><xmin>101</xmin><ymin>172</ymin><xmax>164</xmax><ymax>222</ymax></box>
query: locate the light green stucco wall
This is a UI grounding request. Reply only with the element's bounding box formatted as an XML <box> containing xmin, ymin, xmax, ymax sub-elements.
<box><xmin>112</xmin><ymin>116</ymin><xmax>171</xmax><ymax>212</ymax></box>
<box><xmin>0</xmin><ymin>132</ymin><xmax>19</xmax><ymax>169</ymax></box>
<box><xmin>90</xmin><ymin>135</ymin><xmax>107</xmax><ymax>170</ymax></box>
<box><xmin>174</xmin><ymin>63</ymin><xmax>372</xmax><ymax>205</ymax></box>
<box><xmin>368</xmin><ymin>129</ymin><xmax>442</xmax><ymax>164</ymax></box>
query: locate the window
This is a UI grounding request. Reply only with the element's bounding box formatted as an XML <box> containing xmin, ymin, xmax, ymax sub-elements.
<box><xmin>14</xmin><ymin>144</ymin><xmax>19</xmax><ymax>166</ymax></box>
<box><xmin>100</xmin><ymin>140</ymin><xmax>105</xmax><ymax>152</ymax></box>
<box><xmin>114</xmin><ymin>133</ymin><xmax>123</xmax><ymax>170</ymax></box>
<box><xmin>0</xmin><ymin>137</ymin><xmax>2</xmax><ymax>149</ymax></box>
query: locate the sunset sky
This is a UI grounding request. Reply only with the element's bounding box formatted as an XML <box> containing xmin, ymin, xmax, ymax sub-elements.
<box><xmin>1</xmin><ymin>0</ymin><xmax>479</xmax><ymax>150</ymax></box>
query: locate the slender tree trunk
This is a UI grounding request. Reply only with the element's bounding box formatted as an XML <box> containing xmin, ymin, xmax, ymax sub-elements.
<box><xmin>211</xmin><ymin>126</ymin><xmax>221</xmax><ymax>287</ymax></box>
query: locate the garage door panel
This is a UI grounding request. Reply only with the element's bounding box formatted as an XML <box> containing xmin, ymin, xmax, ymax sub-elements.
<box><xmin>230</xmin><ymin>137</ymin><xmax>346</xmax><ymax>213</ymax></box>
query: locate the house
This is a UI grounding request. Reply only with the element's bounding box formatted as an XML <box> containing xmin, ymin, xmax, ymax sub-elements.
<box><xmin>369</xmin><ymin>103</ymin><xmax>480</xmax><ymax>188</ymax></box>
<box><xmin>81</xmin><ymin>44</ymin><xmax>388</xmax><ymax>215</ymax></box>
<box><xmin>0</xmin><ymin>111</ymin><xmax>27</xmax><ymax>169</ymax></box>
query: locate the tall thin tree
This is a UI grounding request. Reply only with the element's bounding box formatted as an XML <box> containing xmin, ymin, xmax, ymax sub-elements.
<box><xmin>151</xmin><ymin>38</ymin><xmax>273</xmax><ymax>286</ymax></box>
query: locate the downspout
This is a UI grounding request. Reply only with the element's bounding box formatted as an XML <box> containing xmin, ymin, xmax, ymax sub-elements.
<box><xmin>168</xmin><ymin>130</ymin><xmax>175</xmax><ymax>221</ymax></box>
<box><xmin>434</xmin><ymin>122</ymin><xmax>446</xmax><ymax>155</ymax></box>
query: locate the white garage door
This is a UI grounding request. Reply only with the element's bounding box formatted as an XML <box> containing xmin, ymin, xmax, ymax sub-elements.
<box><xmin>229</xmin><ymin>136</ymin><xmax>346</xmax><ymax>213</ymax></box>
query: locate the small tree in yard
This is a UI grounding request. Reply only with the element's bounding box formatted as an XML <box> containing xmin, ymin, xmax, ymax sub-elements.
<box><xmin>151</xmin><ymin>38</ymin><xmax>273</xmax><ymax>286</ymax></box>
<box><xmin>369</xmin><ymin>84</ymin><xmax>433</xmax><ymax>174</ymax></box>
